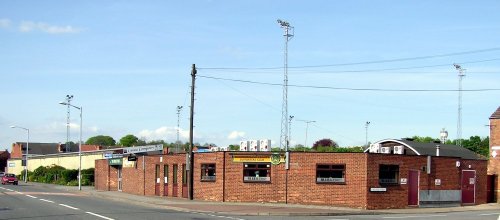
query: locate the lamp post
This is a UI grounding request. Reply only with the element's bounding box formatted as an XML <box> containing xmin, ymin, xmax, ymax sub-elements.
<box><xmin>365</xmin><ymin>121</ymin><xmax>371</xmax><ymax>147</ymax></box>
<box><xmin>59</xmin><ymin>101</ymin><xmax>82</xmax><ymax>190</ymax></box>
<box><xmin>10</xmin><ymin>125</ymin><xmax>29</xmax><ymax>183</ymax></box>
<box><xmin>297</xmin><ymin>120</ymin><xmax>315</xmax><ymax>148</ymax></box>
<box><xmin>176</xmin><ymin>106</ymin><xmax>183</xmax><ymax>153</ymax></box>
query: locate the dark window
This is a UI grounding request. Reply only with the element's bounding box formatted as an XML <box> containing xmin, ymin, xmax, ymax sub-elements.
<box><xmin>182</xmin><ymin>164</ymin><xmax>187</xmax><ymax>185</ymax></box>
<box><xmin>379</xmin><ymin>164</ymin><xmax>399</xmax><ymax>185</ymax></box>
<box><xmin>173</xmin><ymin>164</ymin><xmax>178</xmax><ymax>184</ymax></box>
<box><xmin>201</xmin><ymin>163</ymin><xmax>216</xmax><ymax>182</ymax></box>
<box><xmin>316</xmin><ymin>164</ymin><xmax>346</xmax><ymax>184</ymax></box>
<box><xmin>164</xmin><ymin>165</ymin><xmax>169</xmax><ymax>183</ymax></box>
<box><xmin>243</xmin><ymin>163</ymin><xmax>271</xmax><ymax>183</ymax></box>
<box><xmin>155</xmin><ymin>165</ymin><xmax>160</xmax><ymax>183</ymax></box>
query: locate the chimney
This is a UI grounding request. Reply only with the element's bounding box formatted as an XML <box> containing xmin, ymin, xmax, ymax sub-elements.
<box><xmin>436</xmin><ymin>144</ymin><xmax>440</xmax><ymax>157</ymax></box>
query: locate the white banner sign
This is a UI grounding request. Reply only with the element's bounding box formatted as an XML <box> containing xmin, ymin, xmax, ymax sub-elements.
<box><xmin>123</xmin><ymin>144</ymin><xmax>163</xmax><ymax>154</ymax></box>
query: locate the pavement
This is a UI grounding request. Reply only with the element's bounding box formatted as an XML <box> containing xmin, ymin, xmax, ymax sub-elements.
<box><xmin>32</xmin><ymin>182</ymin><xmax>500</xmax><ymax>216</ymax></box>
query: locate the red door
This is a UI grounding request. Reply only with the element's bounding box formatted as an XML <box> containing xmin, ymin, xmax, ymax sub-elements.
<box><xmin>408</xmin><ymin>170</ymin><xmax>419</xmax><ymax>206</ymax></box>
<box><xmin>182</xmin><ymin>164</ymin><xmax>188</xmax><ymax>198</ymax></box>
<box><xmin>461</xmin><ymin>170</ymin><xmax>476</xmax><ymax>204</ymax></box>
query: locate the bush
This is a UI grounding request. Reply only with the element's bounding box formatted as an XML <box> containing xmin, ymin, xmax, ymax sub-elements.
<box><xmin>28</xmin><ymin>165</ymin><xmax>95</xmax><ymax>186</ymax></box>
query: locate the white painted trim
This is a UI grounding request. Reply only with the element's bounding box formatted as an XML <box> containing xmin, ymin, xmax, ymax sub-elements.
<box><xmin>364</xmin><ymin>139</ymin><xmax>421</xmax><ymax>155</ymax></box>
<box><xmin>492</xmin><ymin>146</ymin><xmax>500</xmax><ymax>150</ymax></box>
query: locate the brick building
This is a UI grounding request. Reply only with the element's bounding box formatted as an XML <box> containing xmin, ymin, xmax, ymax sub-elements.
<box><xmin>95</xmin><ymin>140</ymin><xmax>487</xmax><ymax>209</ymax></box>
<box><xmin>0</xmin><ymin>150</ymin><xmax>10</xmax><ymax>172</ymax></box>
<box><xmin>487</xmin><ymin>106</ymin><xmax>500</xmax><ymax>203</ymax></box>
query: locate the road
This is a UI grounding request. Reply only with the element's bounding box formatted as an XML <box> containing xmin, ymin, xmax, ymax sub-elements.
<box><xmin>0</xmin><ymin>183</ymin><xmax>243</xmax><ymax>220</ymax></box>
<box><xmin>0</xmin><ymin>182</ymin><xmax>498</xmax><ymax>220</ymax></box>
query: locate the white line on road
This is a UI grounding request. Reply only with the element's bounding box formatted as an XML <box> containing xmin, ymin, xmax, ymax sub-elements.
<box><xmin>5</xmin><ymin>188</ymin><xmax>13</xmax><ymax>191</ymax></box>
<box><xmin>86</xmin><ymin>211</ymin><xmax>115</xmax><ymax>220</ymax></box>
<box><xmin>480</xmin><ymin>213</ymin><xmax>500</xmax><ymax>216</ymax></box>
<box><xmin>59</xmin><ymin>204</ymin><xmax>79</xmax><ymax>210</ymax></box>
<box><xmin>15</xmin><ymin>191</ymin><xmax>23</xmax><ymax>194</ymax></box>
<box><xmin>383</xmin><ymin>215</ymin><xmax>447</xmax><ymax>219</ymax></box>
<box><xmin>39</xmin><ymin>199</ymin><xmax>54</xmax><ymax>203</ymax></box>
<box><xmin>26</xmin><ymin>195</ymin><xmax>37</xmax><ymax>199</ymax></box>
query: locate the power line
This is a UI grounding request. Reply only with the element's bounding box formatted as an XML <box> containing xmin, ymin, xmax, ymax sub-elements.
<box><xmin>198</xmin><ymin>47</ymin><xmax>500</xmax><ymax>70</ymax></box>
<box><xmin>199</xmin><ymin>58</ymin><xmax>500</xmax><ymax>75</ymax></box>
<box><xmin>198</xmin><ymin>75</ymin><xmax>500</xmax><ymax>92</ymax></box>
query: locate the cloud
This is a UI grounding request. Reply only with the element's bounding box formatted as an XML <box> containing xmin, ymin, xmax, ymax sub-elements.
<box><xmin>227</xmin><ymin>131</ymin><xmax>245</xmax><ymax>140</ymax></box>
<box><xmin>0</xmin><ymin>19</ymin><xmax>11</xmax><ymax>28</ymax></box>
<box><xmin>19</xmin><ymin>21</ymin><xmax>82</xmax><ymax>34</ymax></box>
<box><xmin>138</xmin><ymin>126</ymin><xmax>182</xmax><ymax>141</ymax></box>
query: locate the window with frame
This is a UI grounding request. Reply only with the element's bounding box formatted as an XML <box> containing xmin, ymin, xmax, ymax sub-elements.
<box><xmin>243</xmin><ymin>163</ymin><xmax>271</xmax><ymax>183</ymax></box>
<box><xmin>379</xmin><ymin>164</ymin><xmax>399</xmax><ymax>185</ymax></box>
<box><xmin>316</xmin><ymin>164</ymin><xmax>346</xmax><ymax>184</ymax></box>
<box><xmin>201</xmin><ymin>163</ymin><xmax>216</xmax><ymax>182</ymax></box>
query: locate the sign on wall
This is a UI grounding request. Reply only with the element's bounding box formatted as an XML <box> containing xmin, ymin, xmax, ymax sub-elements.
<box><xmin>400</xmin><ymin>178</ymin><xmax>407</xmax><ymax>185</ymax></box>
<box><xmin>232</xmin><ymin>154</ymin><xmax>285</xmax><ymax>164</ymax></box>
<box><xmin>108</xmin><ymin>158</ymin><xmax>123</xmax><ymax>166</ymax></box>
<box><xmin>8</xmin><ymin>162</ymin><xmax>15</xmax><ymax>167</ymax></box>
<box><xmin>123</xmin><ymin>145</ymin><xmax>163</xmax><ymax>154</ymax></box>
<box><xmin>435</xmin><ymin>179</ymin><xmax>441</xmax><ymax>186</ymax></box>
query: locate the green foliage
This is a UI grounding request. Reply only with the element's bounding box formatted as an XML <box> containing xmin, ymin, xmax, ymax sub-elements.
<box><xmin>312</xmin><ymin>138</ymin><xmax>339</xmax><ymax>150</ymax></box>
<box><xmin>27</xmin><ymin>165</ymin><xmax>94</xmax><ymax>186</ymax></box>
<box><xmin>119</xmin><ymin>134</ymin><xmax>139</xmax><ymax>147</ymax></box>
<box><xmin>228</xmin><ymin>145</ymin><xmax>240</xmax><ymax>151</ymax></box>
<box><xmin>411</xmin><ymin>135</ymin><xmax>489</xmax><ymax>157</ymax></box>
<box><xmin>410</xmin><ymin>136</ymin><xmax>440</xmax><ymax>143</ymax></box>
<box><xmin>86</xmin><ymin>135</ymin><xmax>116</xmax><ymax>146</ymax></box>
<box><xmin>291</xmin><ymin>145</ymin><xmax>312</xmax><ymax>152</ymax></box>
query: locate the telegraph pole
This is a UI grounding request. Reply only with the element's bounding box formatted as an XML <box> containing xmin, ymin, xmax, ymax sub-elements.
<box><xmin>188</xmin><ymin>64</ymin><xmax>196</xmax><ymax>200</ymax></box>
<box><xmin>454</xmin><ymin>64</ymin><xmax>465</xmax><ymax>147</ymax></box>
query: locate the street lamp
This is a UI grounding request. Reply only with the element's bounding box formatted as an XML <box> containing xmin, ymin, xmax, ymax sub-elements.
<box><xmin>10</xmin><ymin>125</ymin><xmax>29</xmax><ymax>183</ymax></box>
<box><xmin>59</xmin><ymin>101</ymin><xmax>82</xmax><ymax>190</ymax></box>
<box><xmin>297</xmin><ymin>120</ymin><xmax>315</xmax><ymax>148</ymax></box>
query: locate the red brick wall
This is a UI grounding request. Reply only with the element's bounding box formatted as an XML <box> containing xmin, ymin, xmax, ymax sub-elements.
<box><xmin>488</xmin><ymin>117</ymin><xmax>500</xmax><ymax>202</ymax></box>
<box><xmin>366</xmin><ymin>154</ymin><xmax>488</xmax><ymax>209</ymax></box>
<box><xmin>193</xmin><ymin>152</ymin><xmax>225</xmax><ymax>201</ymax></box>
<box><xmin>94</xmin><ymin>152</ymin><xmax>488</xmax><ymax>209</ymax></box>
<box><xmin>11</xmin><ymin>143</ymin><xmax>22</xmax><ymax>159</ymax></box>
<box><xmin>286</xmin><ymin>153</ymin><xmax>368</xmax><ymax>208</ymax></box>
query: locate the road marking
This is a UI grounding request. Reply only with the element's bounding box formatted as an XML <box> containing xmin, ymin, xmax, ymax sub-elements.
<box><xmin>5</xmin><ymin>188</ymin><xmax>13</xmax><ymax>191</ymax></box>
<box><xmin>86</xmin><ymin>211</ymin><xmax>115</xmax><ymax>220</ymax></box>
<box><xmin>39</xmin><ymin>199</ymin><xmax>55</xmax><ymax>203</ymax></box>
<box><xmin>15</xmin><ymin>191</ymin><xmax>23</xmax><ymax>194</ymax></box>
<box><xmin>59</xmin><ymin>204</ymin><xmax>79</xmax><ymax>210</ymax></box>
<box><xmin>26</xmin><ymin>195</ymin><xmax>37</xmax><ymax>199</ymax></box>
<box><xmin>480</xmin><ymin>213</ymin><xmax>500</xmax><ymax>216</ymax></box>
<box><xmin>383</xmin><ymin>215</ymin><xmax>447</xmax><ymax>219</ymax></box>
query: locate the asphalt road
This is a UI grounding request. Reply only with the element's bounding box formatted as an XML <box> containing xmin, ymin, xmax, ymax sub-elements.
<box><xmin>1</xmin><ymin>182</ymin><xmax>498</xmax><ymax>220</ymax></box>
<box><xmin>0</xmin><ymin>182</ymin><xmax>243</xmax><ymax>220</ymax></box>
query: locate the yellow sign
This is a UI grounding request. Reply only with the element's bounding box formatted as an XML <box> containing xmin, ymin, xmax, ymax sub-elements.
<box><xmin>232</xmin><ymin>155</ymin><xmax>285</xmax><ymax>164</ymax></box>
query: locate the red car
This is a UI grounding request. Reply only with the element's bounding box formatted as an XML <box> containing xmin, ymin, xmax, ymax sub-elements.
<box><xmin>1</xmin><ymin>173</ymin><xmax>18</xmax><ymax>185</ymax></box>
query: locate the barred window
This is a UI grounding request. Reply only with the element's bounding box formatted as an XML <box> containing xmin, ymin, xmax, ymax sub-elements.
<box><xmin>379</xmin><ymin>164</ymin><xmax>399</xmax><ymax>185</ymax></box>
<box><xmin>316</xmin><ymin>164</ymin><xmax>346</xmax><ymax>184</ymax></box>
<box><xmin>201</xmin><ymin>163</ymin><xmax>216</xmax><ymax>182</ymax></box>
<box><xmin>243</xmin><ymin>163</ymin><xmax>271</xmax><ymax>183</ymax></box>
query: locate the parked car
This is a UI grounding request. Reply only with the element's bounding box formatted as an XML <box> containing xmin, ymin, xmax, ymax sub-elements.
<box><xmin>0</xmin><ymin>172</ymin><xmax>5</xmax><ymax>177</ymax></box>
<box><xmin>1</xmin><ymin>173</ymin><xmax>18</xmax><ymax>185</ymax></box>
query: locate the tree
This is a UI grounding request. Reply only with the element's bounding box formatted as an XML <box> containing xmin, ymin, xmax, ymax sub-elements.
<box><xmin>119</xmin><ymin>134</ymin><xmax>139</xmax><ymax>147</ymax></box>
<box><xmin>312</xmin><ymin>138</ymin><xmax>338</xmax><ymax>150</ymax></box>
<box><xmin>228</xmin><ymin>145</ymin><xmax>240</xmax><ymax>151</ymax></box>
<box><xmin>85</xmin><ymin>135</ymin><xmax>116</xmax><ymax>146</ymax></box>
<box><xmin>410</xmin><ymin>136</ymin><xmax>439</xmax><ymax>143</ymax></box>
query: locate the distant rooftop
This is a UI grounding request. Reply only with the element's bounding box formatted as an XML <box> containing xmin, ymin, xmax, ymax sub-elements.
<box><xmin>491</xmin><ymin>106</ymin><xmax>500</xmax><ymax>119</ymax></box>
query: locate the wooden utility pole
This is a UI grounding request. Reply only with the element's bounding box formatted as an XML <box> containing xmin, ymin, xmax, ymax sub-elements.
<box><xmin>188</xmin><ymin>64</ymin><xmax>196</xmax><ymax>200</ymax></box>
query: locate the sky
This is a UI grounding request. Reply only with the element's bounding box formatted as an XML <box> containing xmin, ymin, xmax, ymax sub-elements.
<box><xmin>1</xmin><ymin>1</ymin><xmax>499</xmax><ymax>151</ymax></box>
